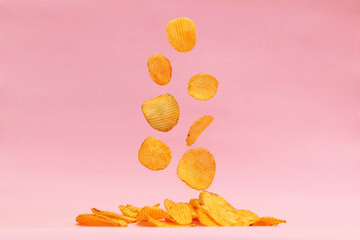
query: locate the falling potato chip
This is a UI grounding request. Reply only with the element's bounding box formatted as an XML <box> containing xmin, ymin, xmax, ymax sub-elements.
<box><xmin>119</xmin><ymin>205</ymin><xmax>138</xmax><ymax>218</ymax></box>
<box><xmin>76</xmin><ymin>214</ymin><xmax>127</xmax><ymax>226</ymax></box>
<box><xmin>188</xmin><ymin>74</ymin><xmax>218</xmax><ymax>101</ymax></box>
<box><xmin>252</xmin><ymin>217</ymin><xmax>286</xmax><ymax>226</ymax></box>
<box><xmin>138</xmin><ymin>136</ymin><xmax>172</xmax><ymax>171</ymax></box>
<box><xmin>166</xmin><ymin>17</ymin><xmax>196</xmax><ymax>52</ymax></box>
<box><xmin>91</xmin><ymin>208</ymin><xmax>137</xmax><ymax>223</ymax></box>
<box><xmin>186</xmin><ymin>115</ymin><xmax>214</xmax><ymax>146</ymax></box>
<box><xmin>137</xmin><ymin>206</ymin><xmax>170</xmax><ymax>221</ymax></box>
<box><xmin>164</xmin><ymin>199</ymin><xmax>176</xmax><ymax>212</ymax></box>
<box><xmin>142</xmin><ymin>94</ymin><xmax>180</xmax><ymax>132</ymax></box>
<box><xmin>177</xmin><ymin>148</ymin><xmax>216</xmax><ymax>190</ymax></box>
<box><xmin>197</xmin><ymin>207</ymin><xmax>219</xmax><ymax>227</ymax></box>
<box><xmin>168</xmin><ymin>203</ymin><xmax>193</xmax><ymax>225</ymax></box>
<box><xmin>147</xmin><ymin>54</ymin><xmax>172</xmax><ymax>85</ymax></box>
<box><xmin>232</xmin><ymin>210</ymin><xmax>259</xmax><ymax>226</ymax></box>
<box><xmin>146</xmin><ymin>215</ymin><xmax>194</xmax><ymax>227</ymax></box>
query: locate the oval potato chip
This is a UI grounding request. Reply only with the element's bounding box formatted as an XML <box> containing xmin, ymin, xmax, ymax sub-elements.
<box><xmin>166</xmin><ymin>17</ymin><xmax>196</xmax><ymax>52</ymax></box>
<box><xmin>76</xmin><ymin>214</ymin><xmax>127</xmax><ymax>226</ymax></box>
<box><xmin>147</xmin><ymin>54</ymin><xmax>172</xmax><ymax>85</ymax></box>
<box><xmin>177</xmin><ymin>148</ymin><xmax>216</xmax><ymax>190</ymax></box>
<box><xmin>168</xmin><ymin>203</ymin><xmax>193</xmax><ymax>225</ymax></box>
<box><xmin>142</xmin><ymin>94</ymin><xmax>180</xmax><ymax>132</ymax></box>
<box><xmin>186</xmin><ymin>115</ymin><xmax>214</xmax><ymax>146</ymax></box>
<box><xmin>252</xmin><ymin>217</ymin><xmax>286</xmax><ymax>226</ymax></box>
<box><xmin>188</xmin><ymin>74</ymin><xmax>218</xmax><ymax>101</ymax></box>
<box><xmin>138</xmin><ymin>136</ymin><xmax>172</xmax><ymax>171</ymax></box>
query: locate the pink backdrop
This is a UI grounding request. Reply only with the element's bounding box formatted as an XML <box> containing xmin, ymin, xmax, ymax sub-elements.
<box><xmin>1</xmin><ymin>0</ymin><xmax>359</xmax><ymax>239</ymax></box>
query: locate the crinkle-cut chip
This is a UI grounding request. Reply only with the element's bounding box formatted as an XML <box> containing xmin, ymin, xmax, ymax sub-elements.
<box><xmin>177</xmin><ymin>148</ymin><xmax>216</xmax><ymax>190</ymax></box>
<box><xmin>137</xmin><ymin>206</ymin><xmax>170</xmax><ymax>221</ymax></box>
<box><xmin>188</xmin><ymin>74</ymin><xmax>219</xmax><ymax>101</ymax></box>
<box><xmin>199</xmin><ymin>191</ymin><xmax>239</xmax><ymax>226</ymax></box>
<box><xmin>168</xmin><ymin>203</ymin><xmax>193</xmax><ymax>225</ymax></box>
<box><xmin>232</xmin><ymin>210</ymin><xmax>259</xmax><ymax>226</ymax></box>
<box><xmin>119</xmin><ymin>205</ymin><xmax>138</xmax><ymax>218</ymax></box>
<box><xmin>142</xmin><ymin>94</ymin><xmax>180</xmax><ymax>132</ymax></box>
<box><xmin>197</xmin><ymin>207</ymin><xmax>219</xmax><ymax>227</ymax></box>
<box><xmin>91</xmin><ymin>208</ymin><xmax>137</xmax><ymax>223</ymax></box>
<box><xmin>164</xmin><ymin>199</ymin><xmax>176</xmax><ymax>212</ymax></box>
<box><xmin>186</xmin><ymin>115</ymin><xmax>214</xmax><ymax>146</ymax></box>
<box><xmin>252</xmin><ymin>217</ymin><xmax>286</xmax><ymax>226</ymax></box>
<box><xmin>138</xmin><ymin>136</ymin><xmax>172</xmax><ymax>171</ymax></box>
<box><xmin>189</xmin><ymin>198</ymin><xmax>200</xmax><ymax>209</ymax></box>
<box><xmin>76</xmin><ymin>214</ymin><xmax>127</xmax><ymax>226</ymax></box>
<box><xmin>166</xmin><ymin>17</ymin><xmax>196</xmax><ymax>53</ymax></box>
<box><xmin>147</xmin><ymin>54</ymin><xmax>172</xmax><ymax>86</ymax></box>
<box><xmin>126</xmin><ymin>203</ymin><xmax>160</xmax><ymax>213</ymax></box>
<box><xmin>146</xmin><ymin>215</ymin><xmax>194</xmax><ymax>227</ymax></box>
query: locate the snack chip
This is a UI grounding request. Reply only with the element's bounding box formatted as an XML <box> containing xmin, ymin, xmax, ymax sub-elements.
<box><xmin>168</xmin><ymin>203</ymin><xmax>193</xmax><ymax>225</ymax></box>
<box><xmin>189</xmin><ymin>198</ymin><xmax>201</xmax><ymax>209</ymax></box>
<box><xmin>166</xmin><ymin>17</ymin><xmax>196</xmax><ymax>52</ymax></box>
<box><xmin>91</xmin><ymin>208</ymin><xmax>137</xmax><ymax>223</ymax></box>
<box><xmin>138</xmin><ymin>136</ymin><xmax>172</xmax><ymax>171</ymax></box>
<box><xmin>197</xmin><ymin>207</ymin><xmax>219</xmax><ymax>227</ymax></box>
<box><xmin>252</xmin><ymin>217</ymin><xmax>286</xmax><ymax>226</ymax></box>
<box><xmin>164</xmin><ymin>199</ymin><xmax>176</xmax><ymax>212</ymax></box>
<box><xmin>142</xmin><ymin>94</ymin><xmax>180</xmax><ymax>132</ymax></box>
<box><xmin>137</xmin><ymin>206</ymin><xmax>169</xmax><ymax>221</ymax></box>
<box><xmin>76</xmin><ymin>214</ymin><xmax>127</xmax><ymax>226</ymax></box>
<box><xmin>188</xmin><ymin>74</ymin><xmax>218</xmax><ymax>101</ymax></box>
<box><xmin>186</xmin><ymin>115</ymin><xmax>214</xmax><ymax>146</ymax></box>
<box><xmin>232</xmin><ymin>210</ymin><xmax>259</xmax><ymax>226</ymax></box>
<box><xmin>177</xmin><ymin>148</ymin><xmax>216</xmax><ymax>190</ymax></box>
<box><xmin>119</xmin><ymin>205</ymin><xmax>138</xmax><ymax>218</ymax></box>
<box><xmin>146</xmin><ymin>215</ymin><xmax>194</xmax><ymax>227</ymax></box>
<box><xmin>126</xmin><ymin>203</ymin><xmax>160</xmax><ymax>213</ymax></box>
<box><xmin>147</xmin><ymin>54</ymin><xmax>172</xmax><ymax>85</ymax></box>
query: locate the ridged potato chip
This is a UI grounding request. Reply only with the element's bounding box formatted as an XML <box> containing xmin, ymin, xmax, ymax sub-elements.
<box><xmin>137</xmin><ymin>206</ymin><xmax>169</xmax><ymax>221</ymax></box>
<box><xmin>76</xmin><ymin>214</ymin><xmax>127</xmax><ymax>226</ymax></box>
<box><xmin>186</xmin><ymin>115</ymin><xmax>214</xmax><ymax>146</ymax></box>
<box><xmin>197</xmin><ymin>207</ymin><xmax>219</xmax><ymax>227</ymax></box>
<box><xmin>147</xmin><ymin>54</ymin><xmax>172</xmax><ymax>85</ymax></box>
<box><xmin>164</xmin><ymin>199</ymin><xmax>176</xmax><ymax>212</ymax></box>
<box><xmin>189</xmin><ymin>198</ymin><xmax>200</xmax><ymax>209</ymax></box>
<box><xmin>252</xmin><ymin>217</ymin><xmax>286</xmax><ymax>226</ymax></box>
<box><xmin>91</xmin><ymin>208</ymin><xmax>137</xmax><ymax>223</ymax></box>
<box><xmin>142</xmin><ymin>94</ymin><xmax>180</xmax><ymax>132</ymax></box>
<box><xmin>177</xmin><ymin>148</ymin><xmax>216</xmax><ymax>190</ymax></box>
<box><xmin>126</xmin><ymin>203</ymin><xmax>160</xmax><ymax>213</ymax></box>
<box><xmin>138</xmin><ymin>136</ymin><xmax>172</xmax><ymax>171</ymax></box>
<box><xmin>166</xmin><ymin>17</ymin><xmax>196</xmax><ymax>52</ymax></box>
<box><xmin>146</xmin><ymin>215</ymin><xmax>194</xmax><ymax>227</ymax></box>
<box><xmin>188</xmin><ymin>74</ymin><xmax>218</xmax><ymax>101</ymax></box>
<box><xmin>168</xmin><ymin>203</ymin><xmax>193</xmax><ymax>225</ymax></box>
<box><xmin>232</xmin><ymin>210</ymin><xmax>259</xmax><ymax>226</ymax></box>
<box><xmin>119</xmin><ymin>205</ymin><xmax>138</xmax><ymax>218</ymax></box>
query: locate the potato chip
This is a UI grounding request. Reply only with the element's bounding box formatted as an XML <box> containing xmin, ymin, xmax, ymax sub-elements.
<box><xmin>197</xmin><ymin>207</ymin><xmax>219</xmax><ymax>227</ymax></box>
<box><xmin>119</xmin><ymin>205</ymin><xmax>138</xmax><ymax>218</ymax></box>
<box><xmin>166</xmin><ymin>17</ymin><xmax>196</xmax><ymax>52</ymax></box>
<box><xmin>142</xmin><ymin>94</ymin><xmax>180</xmax><ymax>132</ymax></box>
<box><xmin>186</xmin><ymin>115</ymin><xmax>214</xmax><ymax>146</ymax></box>
<box><xmin>164</xmin><ymin>199</ymin><xmax>176</xmax><ymax>212</ymax></box>
<box><xmin>91</xmin><ymin>208</ymin><xmax>137</xmax><ymax>223</ymax></box>
<box><xmin>126</xmin><ymin>203</ymin><xmax>160</xmax><ymax>213</ymax></box>
<box><xmin>188</xmin><ymin>74</ymin><xmax>218</xmax><ymax>101</ymax></box>
<box><xmin>189</xmin><ymin>198</ymin><xmax>200</xmax><ymax>209</ymax></box>
<box><xmin>147</xmin><ymin>54</ymin><xmax>172</xmax><ymax>85</ymax></box>
<box><xmin>168</xmin><ymin>203</ymin><xmax>193</xmax><ymax>225</ymax></box>
<box><xmin>76</xmin><ymin>214</ymin><xmax>127</xmax><ymax>226</ymax></box>
<box><xmin>232</xmin><ymin>210</ymin><xmax>259</xmax><ymax>226</ymax></box>
<box><xmin>146</xmin><ymin>215</ymin><xmax>194</xmax><ymax>227</ymax></box>
<box><xmin>137</xmin><ymin>206</ymin><xmax>170</xmax><ymax>221</ymax></box>
<box><xmin>177</xmin><ymin>148</ymin><xmax>216</xmax><ymax>190</ymax></box>
<box><xmin>252</xmin><ymin>217</ymin><xmax>286</xmax><ymax>226</ymax></box>
<box><xmin>138</xmin><ymin>136</ymin><xmax>172</xmax><ymax>171</ymax></box>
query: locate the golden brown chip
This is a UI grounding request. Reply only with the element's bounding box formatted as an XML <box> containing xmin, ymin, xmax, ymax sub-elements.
<box><xmin>119</xmin><ymin>205</ymin><xmax>138</xmax><ymax>218</ymax></box>
<box><xmin>199</xmin><ymin>191</ymin><xmax>239</xmax><ymax>226</ymax></box>
<box><xmin>126</xmin><ymin>203</ymin><xmax>160</xmax><ymax>213</ymax></box>
<box><xmin>232</xmin><ymin>210</ymin><xmax>260</xmax><ymax>226</ymax></box>
<box><xmin>166</xmin><ymin>17</ymin><xmax>196</xmax><ymax>52</ymax></box>
<box><xmin>186</xmin><ymin>115</ymin><xmax>214</xmax><ymax>146</ymax></box>
<box><xmin>197</xmin><ymin>207</ymin><xmax>219</xmax><ymax>227</ymax></box>
<box><xmin>76</xmin><ymin>214</ymin><xmax>127</xmax><ymax>226</ymax></box>
<box><xmin>142</xmin><ymin>94</ymin><xmax>180</xmax><ymax>132</ymax></box>
<box><xmin>138</xmin><ymin>136</ymin><xmax>172</xmax><ymax>171</ymax></box>
<box><xmin>252</xmin><ymin>217</ymin><xmax>286</xmax><ymax>226</ymax></box>
<box><xmin>146</xmin><ymin>215</ymin><xmax>194</xmax><ymax>227</ymax></box>
<box><xmin>168</xmin><ymin>203</ymin><xmax>193</xmax><ymax>225</ymax></box>
<box><xmin>91</xmin><ymin>208</ymin><xmax>137</xmax><ymax>223</ymax></box>
<box><xmin>147</xmin><ymin>54</ymin><xmax>172</xmax><ymax>86</ymax></box>
<box><xmin>189</xmin><ymin>198</ymin><xmax>201</xmax><ymax>209</ymax></box>
<box><xmin>164</xmin><ymin>199</ymin><xmax>176</xmax><ymax>212</ymax></box>
<box><xmin>137</xmin><ymin>206</ymin><xmax>170</xmax><ymax>221</ymax></box>
<box><xmin>177</xmin><ymin>148</ymin><xmax>216</xmax><ymax>190</ymax></box>
<box><xmin>188</xmin><ymin>74</ymin><xmax>218</xmax><ymax>101</ymax></box>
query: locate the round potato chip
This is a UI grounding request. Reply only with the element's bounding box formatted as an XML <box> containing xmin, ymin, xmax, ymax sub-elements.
<box><xmin>188</xmin><ymin>74</ymin><xmax>218</xmax><ymax>101</ymax></box>
<box><xmin>186</xmin><ymin>115</ymin><xmax>214</xmax><ymax>146</ymax></box>
<box><xmin>147</xmin><ymin>54</ymin><xmax>172</xmax><ymax>85</ymax></box>
<box><xmin>166</xmin><ymin>17</ymin><xmax>196</xmax><ymax>52</ymax></box>
<box><xmin>177</xmin><ymin>148</ymin><xmax>216</xmax><ymax>190</ymax></box>
<box><xmin>168</xmin><ymin>203</ymin><xmax>193</xmax><ymax>225</ymax></box>
<box><xmin>142</xmin><ymin>94</ymin><xmax>180</xmax><ymax>132</ymax></box>
<box><xmin>138</xmin><ymin>136</ymin><xmax>172</xmax><ymax>171</ymax></box>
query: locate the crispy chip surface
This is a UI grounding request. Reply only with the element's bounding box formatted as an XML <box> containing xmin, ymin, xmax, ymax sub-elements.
<box><xmin>119</xmin><ymin>205</ymin><xmax>138</xmax><ymax>218</ymax></box>
<box><xmin>232</xmin><ymin>210</ymin><xmax>259</xmax><ymax>226</ymax></box>
<box><xmin>147</xmin><ymin>54</ymin><xmax>172</xmax><ymax>85</ymax></box>
<box><xmin>137</xmin><ymin>206</ymin><xmax>169</xmax><ymax>221</ymax></box>
<box><xmin>197</xmin><ymin>207</ymin><xmax>219</xmax><ymax>227</ymax></box>
<box><xmin>142</xmin><ymin>94</ymin><xmax>180</xmax><ymax>132</ymax></box>
<box><xmin>186</xmin><ymin>115</ymin><xmax>214</xmax><ymax>146</ymax></box>
<box><xmin>91</xmin><ymin>208</ymin><xmax>137</xmax><ymax>223</ymax></box>
<box><xmin>76</xmin><ymin>214</ymin><xmax>127</xmax><ymax>226</ymax></box>
<box><xmin>177</xmin><ymin>148</ymin><xmax>216</xmax><ymax>190</ymax></box>
<box><xmin>189</xmin><ymin>198</ymin><xmax>201</xmax><ymax>209</ymax></box>
<box><xmin>168</xmin><ymin>203</ymin><xmax>193</xmax><ymax>225</ymax></box>
<box><xmin>138</xmin><ymin>136</ymin><xmax>172</xmax><ymax>171</ymax></box>
<box><xmin>252</xmin><ymin>217</ymin><xmax>286</xmax><ymax>226</ymax></box>
<box><xmin>188</xmin><ymin>74</ymin><xmax>218</xmax><ymax>101</ymax></box>
<box><xmin>164</xmin><ymin>199</ymin><xmax>176</xmax><ymax>212</ymax></box>
<box><xmin>146</xmin><ymin>215</ymin><xmax>194</xmax><ymax>227</ymax></box>
<box><xmin>166</xmin><ymin>17</ymin><xmax>196</xmax><ymax>52</ymax></box>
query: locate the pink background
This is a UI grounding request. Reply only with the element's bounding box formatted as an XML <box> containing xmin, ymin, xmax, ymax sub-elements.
<box><xmin>1</xmin><ymin>0</ymin><xmax>359</xmax><ymax>239</ymax></box>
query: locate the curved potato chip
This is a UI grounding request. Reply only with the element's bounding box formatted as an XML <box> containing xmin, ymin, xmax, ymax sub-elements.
<box><xmin>186</xmin><ymin>115</ymin><xmax>214</xmax><ymax>146</ymax></box>
<box><xmin>197</xmin><ymin>207</ymin><xmax>219</xmax><ymax>227</ymax></box>
<box><xmin>137</xmin><ymin>206</ymin><xmax>169</xmax><ymax>221</ymax></box>
<box><xmin>91</xmin><ymin>208</ymin><xmax>137</xmax><ymax>223</ymax></box>
<box><xmin>189</xmin><ymin>198</ymin><xmax>200</xmax><ymax>209</ymax></box>
<box><xmin>142</xmin><ymin>94</ymin><xmax>180</xmax><ymax>132</ymax></box>
<box><xmin>252</xmin><ymin>217</ymin><xmax>286</xmax><ymax>226</ymax></box>
<box><xmin>119</xmin><ymin>205</ymin><xmax>138</xmax><ymax>218</ymax></box>
<box><xmin>188</xmin><ymin>74</ymin><xmax>218</xmax><ymax>101</ymax></box>
<box><xmin>76</xmin><ymin>214</ymin><xmax>127</xmax><ymax>226</ymax></box>
<box><xmin>126</xmin><ymin>203</ymin><xmax>160</xmax><ymax>213</ymax></box>
<box><xmin>164</xmin><ymin>199</ymin><xmax>176</xmax><ymax>212</ymax></box>
<box><xmin>166</xmin><ymin>17</ymin><xmax>196</xmax><ymax>52</ymax></box>
<box><xmin>232</xmin><ymin>210</ymin><xmax>259</xmax><ymax>226</ymax></box>
<box><xmin>168</xmin><ymin>203</ymin><xmax>193</xmax><ymax>225</ymax></box>
<box><xmin>177</xmin><ymin>148</ymin><xmax>216</xmax><ymax>190</ymax></box>
<box><xmin>146</xmin><ymin>215</ymin><xmax>194</xmax><ymax>227</ymax></box>
<box><xmin>138</xmin><ymin>136</ymin><xmax>172</xmax><ymax>171</ymax></box>
<box><xmin>147</xmin><ymin>54</ymin><xmax>172</xmax><ymax>85</ymax></box>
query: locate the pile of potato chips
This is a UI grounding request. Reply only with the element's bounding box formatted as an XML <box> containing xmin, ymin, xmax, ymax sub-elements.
<box><xmin>76</xmin><ymin>17</ymin><xmax>285</xmax><ymax>227</ymax></box>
